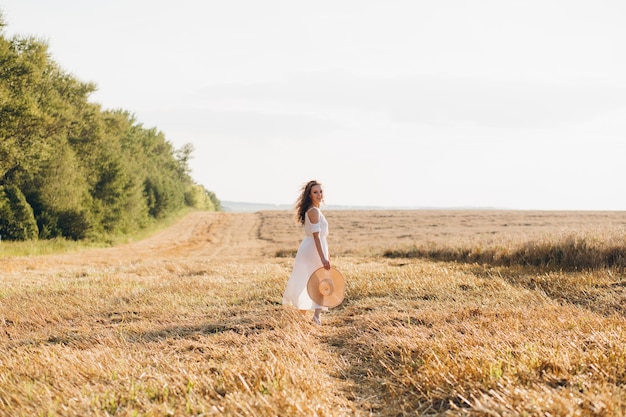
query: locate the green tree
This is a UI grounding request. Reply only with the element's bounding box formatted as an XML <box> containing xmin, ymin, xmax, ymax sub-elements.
<box><xmin>0</xmin><ymin>185</ymin><xmax>37</xmax><ymax>240</ymax></box>
<box><xmin>0</xmin><ymin>11</ymin><xmax>221</xmax><ymax>241</ymax></box>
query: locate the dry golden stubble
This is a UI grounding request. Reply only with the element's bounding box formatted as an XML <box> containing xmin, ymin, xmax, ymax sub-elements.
<box><xmin>1</xmin><ymin>210</ymin><xmax>625</xmax><ymax>416</ymax></box>
<box><xmin>325</xmin><ymin>257</ymin><xmax>626</xmax><ymax>416</ymax></box>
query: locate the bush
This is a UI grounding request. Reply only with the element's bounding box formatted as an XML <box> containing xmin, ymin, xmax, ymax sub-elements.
<box><xmin>57</xmin><ymin>209</ymin><xmax>91</xmax><ymax>240</ymax></box>
<box><xmin>184</xmin><ymin>184</ymin><xmax>217</xmax><ymax>211</ymax></box>
<box><xmin>0</xmin><ymin>185</ymin><xmax>38</xmax><ymax>240</ymax></box>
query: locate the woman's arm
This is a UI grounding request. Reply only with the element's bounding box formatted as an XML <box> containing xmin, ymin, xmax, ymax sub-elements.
<box><xmin>308</xmin><ymin>209</ymin><xmax>330</xmax><ymax>270</ymax></box>
<box><xmin>313</xmin><ymin>232</ymin><xmax>330</xmax><ymax>270</ymax></box>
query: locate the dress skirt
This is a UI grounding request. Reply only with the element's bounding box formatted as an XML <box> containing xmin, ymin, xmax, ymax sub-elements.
<box><xmin>282</xmin><ymin>235</ymin><xmax>328</xmax><ymax>310</ymax></box>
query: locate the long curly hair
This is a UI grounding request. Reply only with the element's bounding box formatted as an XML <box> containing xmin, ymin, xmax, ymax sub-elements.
<box><xmin>295</xmin><ymin>180</ymin><xmax>322</xmax><ymax>225</ymax></box>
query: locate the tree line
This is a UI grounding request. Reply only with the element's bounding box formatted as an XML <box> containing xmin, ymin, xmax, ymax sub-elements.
<box><xmin>0</xmin><ymin>13</ymin><xmax>221</xmax><ymax>241</ymax></box>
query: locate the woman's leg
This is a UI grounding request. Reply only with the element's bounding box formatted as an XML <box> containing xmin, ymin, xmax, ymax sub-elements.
<box><xmin>312</xmin><ymin>308</ymin><xmax>322</xmax><ymax>325</ymax></box>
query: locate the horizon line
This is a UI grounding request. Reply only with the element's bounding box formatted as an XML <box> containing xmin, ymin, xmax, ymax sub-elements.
<box><xmin>219</xmin><ymin>200</ymin><xmax>619</xmax><ymax>213</ymax></box>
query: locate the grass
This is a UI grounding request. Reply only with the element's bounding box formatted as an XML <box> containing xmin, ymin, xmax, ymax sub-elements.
<box><xmin>383</xmin><ymin>233</ymin><xmax>626</xmax><ymax>270</ymax></box>
<box><xmin>0</xmin><ymin>236</ymin><xmax>90</xmax><ymax>257</ymax></box>
<box><xmin>0</xmin><ymin>210</ymin><xmax>625</xmax><ymax>416</ymax></box>
<box><xmin>0</xmin><ymin>208</ymin><xmax>193</xmax><ymax>258</ymax></box>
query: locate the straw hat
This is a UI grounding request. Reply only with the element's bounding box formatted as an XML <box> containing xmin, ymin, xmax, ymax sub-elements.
<box><xmin>307</xmin><ymin>266</ymin><xmax>345</xmax><ymax>308</ymax></box>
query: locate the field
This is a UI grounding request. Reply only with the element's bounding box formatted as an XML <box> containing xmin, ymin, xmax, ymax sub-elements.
<box><xmin>1</xmin><ymin>210</ymin><xmax>625</xmax><ymax>416</ymax></box>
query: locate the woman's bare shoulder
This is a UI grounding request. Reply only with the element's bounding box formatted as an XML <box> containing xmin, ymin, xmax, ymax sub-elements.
<box><xmin>306</xmin><ymin>207</ymin><xmax>320</xmax><ymax>223</ymax></box>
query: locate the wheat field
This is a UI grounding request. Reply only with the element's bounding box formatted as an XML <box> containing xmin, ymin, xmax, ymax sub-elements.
<box><xmin>1</xmin><ymin>210</ymin><xmax>625</xmax><ymax>416</ymax></box>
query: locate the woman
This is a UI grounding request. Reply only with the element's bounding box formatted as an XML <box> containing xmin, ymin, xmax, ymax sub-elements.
<box><xmin>282</xmin><ymin>180</ymin><xmax>330</xmax><ymax>325</ymax></box>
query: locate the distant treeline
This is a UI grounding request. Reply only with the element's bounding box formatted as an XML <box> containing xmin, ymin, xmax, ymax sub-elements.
<box><xmin>0</xmin><ymin>14</ymin><xmax>221</xmax><ymax>241</ymax></box>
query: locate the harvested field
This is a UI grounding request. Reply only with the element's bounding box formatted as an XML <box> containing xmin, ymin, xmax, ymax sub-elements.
<box><xmin>1</xmin><ymin>210</ymin><xmax>625</xmax><ymax>416</ymax></box>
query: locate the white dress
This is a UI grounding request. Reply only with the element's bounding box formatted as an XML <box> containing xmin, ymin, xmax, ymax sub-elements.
<box><xmin>282</xmin><ymin>207</ymin><xmax>329</xmax><ymax>310</ymax></box>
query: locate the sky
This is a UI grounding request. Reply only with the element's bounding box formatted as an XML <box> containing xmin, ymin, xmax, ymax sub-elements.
<box><xmin>2</xmin><ymin>0</ymin><xmax>626</xmax><ymax>210</ymax></box>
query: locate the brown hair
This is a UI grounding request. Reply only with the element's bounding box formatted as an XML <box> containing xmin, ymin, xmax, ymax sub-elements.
<box><xmin>295</xmin><ymin>180</ymin><xmax>321</xmax><ymax>225</ymax></box>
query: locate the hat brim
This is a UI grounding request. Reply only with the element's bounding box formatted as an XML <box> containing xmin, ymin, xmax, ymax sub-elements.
<box><xmin>307</xmin><ymin>266</ymin><xmax>345</xmax><ymax>308</ymax></box>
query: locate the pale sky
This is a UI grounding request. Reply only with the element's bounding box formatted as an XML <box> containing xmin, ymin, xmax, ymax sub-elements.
<box><xmin>2</xmin><ymin>0</ymin><xmax>626</xmax><ymax>209</ymax></box>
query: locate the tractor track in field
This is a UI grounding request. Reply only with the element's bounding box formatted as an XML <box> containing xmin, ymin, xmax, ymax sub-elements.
<box><xmin>0</xmin><ymin>212</ymin><xmax>267</xmax><ymax>278</ymax></box>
